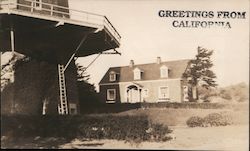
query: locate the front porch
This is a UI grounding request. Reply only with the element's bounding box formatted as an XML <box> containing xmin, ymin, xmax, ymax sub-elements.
<box><xmin>125</xmin><ymin>83</ymin><xmax>143</xmax><ymax>103</ymax></box>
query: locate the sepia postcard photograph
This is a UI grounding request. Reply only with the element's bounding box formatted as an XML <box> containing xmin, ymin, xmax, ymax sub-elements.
<box><xmin>0</xmin><ymin>0</ymin><xmax>249</xmax><ymax>150</ymax></box>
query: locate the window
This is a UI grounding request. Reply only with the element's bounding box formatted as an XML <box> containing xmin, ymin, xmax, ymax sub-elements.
<box><xmin>160</xmin><ymin>66</ymin><xmax>168</xmax><ymax>78</ymax></box>
<box><xmin>33</xmin><ymin>0</ymin><xmax>42</xmax><ymax>10</ymax></box>
<box><xmin>183</xmin><ymin>86</ymin><xmax>189</xmax><ymax>101</ymax></box>
<box><xmin>109</xmin><ymin>72</ymin><xmax>116</xmax><ymax>81</ymax></box>
<box><xmin>143</xmin><ymin>89</ymin><xmax>149</xmax><ymax>97</ymax></box>
<box><xmin>107</xmin><ymin>89</ymin><xmax>116</xmax><ymax>101</ymax></box>
<box><xmin>159</xmin><ymin>86</ymin><xmax>169</xmax><ymax>99</ymax></box>
<box><xmin>69</xmin><ymin>103</ymin><xmax>77</xmax><ymax>115</ymax></box>
<box><xmin>133</xmin><ymin>68</ymin><xmax>141</xmax><ymax>80</ymax></box>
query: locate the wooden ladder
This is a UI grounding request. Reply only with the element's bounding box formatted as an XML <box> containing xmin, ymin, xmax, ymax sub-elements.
<box><xmin>58</xmin><ymin>64</ymin><xmax>68</xmax><ymax>115</ymax></box>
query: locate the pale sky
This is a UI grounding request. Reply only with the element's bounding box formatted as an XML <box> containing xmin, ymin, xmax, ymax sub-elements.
<box><xmin>69</xmin><ymin>0</ymin><xmax>249</xmax><ymax>91</ymax></box>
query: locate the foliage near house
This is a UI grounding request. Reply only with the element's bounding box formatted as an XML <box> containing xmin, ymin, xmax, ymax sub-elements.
<box><xmin>1</xmin><ymin>115</ymin><xmax>172</xmax><ymax>143</ymax></box>
<box><xmin>76</xmin><ymin>63</ymin><xmax>101</xmax><ymax>113</ymax></box>
<box><xmin>198</xmin><ymin>82</ymin><xmax>249</xmax><ymax>103</ymax></box>
<box><xmin>186</xmin><ymin>116</ymin><xmax>205</xmax><ymax>127</ymax></box>
<box><xmin>183</xmin><ymin>46</ymin><xmax>217</xmax><ymax>101</ymax></box>
<box><xmin>186</xmin><ymin>112</ymin><xmax>233</xmax><ymax>127</ymax></box>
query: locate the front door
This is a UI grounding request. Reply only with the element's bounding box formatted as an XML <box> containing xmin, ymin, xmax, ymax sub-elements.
<box><xmin>126</xmin><ymin>84</ymin><xmax>142</xmax><ymax>103</ymax></box>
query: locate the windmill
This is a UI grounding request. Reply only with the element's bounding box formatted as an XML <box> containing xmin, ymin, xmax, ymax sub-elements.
<box><xmin>0</xmin><ymin>0</ymin><xmax>121</xmax><ymax>115</ymax></box>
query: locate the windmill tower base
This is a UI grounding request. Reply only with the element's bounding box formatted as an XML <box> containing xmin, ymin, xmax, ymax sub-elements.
<box><xmin>1</xmin><ymin>56</ymin><xmax>79</xmax><ymax>115</ymax></box>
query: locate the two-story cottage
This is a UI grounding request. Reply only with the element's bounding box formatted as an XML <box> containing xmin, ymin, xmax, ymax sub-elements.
<box><xmin>99</xmin><ymin>57</ymin><xmax>191</xmax><ymax>103</ymax></box>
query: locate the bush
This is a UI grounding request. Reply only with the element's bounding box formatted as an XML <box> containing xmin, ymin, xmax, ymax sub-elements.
<box><xmin>186</xmin><ymin>112</ymin><xmax>233</xmax><ymax>127</ymax></box>
<box><xmin>149</xmin><ymin>123</ymin><xmax>172</xmax><ymax>141</ymax></box>
<box><xmin>199</xmin><ymin>87</ymin><xmax>219</xmax><ymax>102</ymax></box>
<box><xmin>203</xmin><ymin>112</ymin><xmax>233</xmax><ymax>127</ymax></box>
<box><xmin>186</xmin><ymin>116</ymin><xmax>205</xmax><ymax>127</ymax></box>
<box><xmin>1</xmin><ymin>114</ymin><xmax>172</xmax><ymax>143</ymax></box>
<box><xmin>220</xmin><ymin>90</ymin><xmax>232</xmax><ymax>100</ymax></box>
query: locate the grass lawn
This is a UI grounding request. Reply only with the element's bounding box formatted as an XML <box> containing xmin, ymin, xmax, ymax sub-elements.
<box><xmin>1</xmin><ymin>102</ymin><xmax>249</xmax><ymax>150</ymax></box>
<box><xmin>59</xmin><ymin>125</ymin><xmax>249</xmax><ymax>150</ymax></box>
<box><xmin>116</xmin><ymin>103</ymin><xmax>249</xmax><ymax>126</ymax></box>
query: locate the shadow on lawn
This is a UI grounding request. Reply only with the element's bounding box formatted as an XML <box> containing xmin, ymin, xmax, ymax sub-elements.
<box><xmin>80</xmin><ymin>103</ymin><xmax>141</xmax><ymax>114</ymax></box>
<box><xmin>1</xmin><ymin>136</ymin><xmax>70</xmax><ymax>149</ymax></box>
<box><xmin>1</xmin><ymin>136</ymin><xmax>106</xmax><ymax>149</ymax></box>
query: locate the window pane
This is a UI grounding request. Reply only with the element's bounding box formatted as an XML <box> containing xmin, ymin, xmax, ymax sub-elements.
<box><xmin>110</xmin><ymin>73</ymin><xmax>115</xmax><ymax>81</ymax></box>
<box><xmin>161</xmin><ymin>69</ymin><xmax>168</xmax><ymax>77</ymax></box>
<box><xmin>134</xmin><ymin>71</ymin><xmax>141</xmax><ymax>80</ymax></box>
<box><xmin>108</xmin><ymin>89</ymin><xmax>116</xmax><ymax>100</ymax></box>
<box><xmin>161</xmin><ymin>87</ymin><xmax>167</xmax><ymax>93</ymax></box>
<box><xmin>160</xmin><ymin>87</ymin><xmax>168</xmax><ymax>98</ymax></box>
<box><xmin>143</xmin><ymin>89</ymin><xmax>148</xmax><ymax>97</ymax></box>
<box><xmin>109</xmin><ymin>91</ymin><xmax>114</xmax><ymax>98</ymax></box>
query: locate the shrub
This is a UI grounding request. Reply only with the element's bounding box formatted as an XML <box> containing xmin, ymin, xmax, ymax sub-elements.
<box><xmin>220</xmin><ymin>90</ymin><xmax>232</xmax><ymax>100</ymax></box>
<box><xmin>1</xmin><ymin>114</ymin><xmax>172</xmax><ymax>143</ymax></box>
<box><xmin>199</xmin><ymin>87</ymin><xmax>219</xmax><ymax>102</ymax></box>
<box><xmin>203</xmin><ymin>112</ymin><xmax>233</xmax><ymax>127</ymax></box>
<box><xmin>149</xmin><ymin>123</ymin><xmax>172</xmax><ymax>141</ymax></box>
<box><xmin>186</xmin><ymin>116</ymin><xmax>205</xmax><ymax>127</ymax></box>
<box><xmin>186</xmin><ymin>112</ymin><xmax>233</xmax><ymax>127</ymax></box>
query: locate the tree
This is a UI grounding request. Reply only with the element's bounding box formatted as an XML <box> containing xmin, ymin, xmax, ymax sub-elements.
<box><xmin>183</xmin><ymin>46</ymin><xmax>217</xmax><ymax>101</ymax></box>
<box><xmin>75</xmin><ymin>63</ymin><xmax>100</xmax><ymax>113</ymax></box>
<box><xmin>76</xmin><ymin>63</ymin><xmax>90</xmax><ymax>82</ymax></box>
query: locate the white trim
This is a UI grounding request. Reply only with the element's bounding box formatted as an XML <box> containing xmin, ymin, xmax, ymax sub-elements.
<box><xmin>124</xmin><ymin>83</ymin><xmax>142</xmax><ymax>103</ymax></box>
<box><xmin>107</xmin><ymin>89</ymin><xmax>116</xmax><ymax>100</ymax></box>
<box><xmin>133</xmin><ymin>68</ymin><xmax>141</xmax><ymax>80</ymax></box>
<box><xmin>106</xmin><ymin>100</ymin><xmax>115</xmax><ymax>103</ymax></box>
<box><xmin>160</xmin><ymin>65</ymin><xmax>168</xmax><ymax>78</ymax></box>
<box><xmin>183</xmin><ymin>86</ymin><xmax>189</xmax><ymax>102</ymax></box>
<box><xmin>99</xmin><ymin>78</ymin><xmax>181</xmax><ymax>86</ymax></box>
<box><xmin>109</xmin><ymin>72</ymin><xmax>116</xmax><ymax>81</ymax></box>
<box><xmin>158</xmin><ymin>86</ymin><xmax>169</xmax><ymax>99</ymax></box>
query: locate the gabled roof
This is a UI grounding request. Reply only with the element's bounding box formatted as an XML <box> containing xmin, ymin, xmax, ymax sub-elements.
<box><xmin>99</xmin><ymin>59</ymin><xmax>191</xmax><ymax>84</ymax></box>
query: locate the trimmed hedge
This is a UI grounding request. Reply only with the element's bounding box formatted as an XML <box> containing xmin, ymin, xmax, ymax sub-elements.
<box><xmin>141</xmin><ymin>102</ymin><xmax>226</xmax><ymax>109</ymax></box>
<box><xmin>1</xmin><ymin>115</ymin><xmax>172</xmax><ymax>142</ymax></box>
<box><xmin>79</xmin><ymin>102</ymin><xmax>227</xmax><ymax>114</ymax></box>
<box><xmin>186</xmin><ymin>112</ymin><xmax>233</xmax><ymax>127</ymax></box>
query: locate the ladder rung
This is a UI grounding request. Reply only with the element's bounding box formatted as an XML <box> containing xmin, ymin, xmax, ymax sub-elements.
<box><xmin>58</xmin><ymin>64</ymin><xmax>68</xmax><ymax>115</ymax></box>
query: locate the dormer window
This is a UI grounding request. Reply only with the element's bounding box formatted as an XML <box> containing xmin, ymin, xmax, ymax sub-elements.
<box><xmin>133</xmin><ymin>68</ymin><xmax>142</xmax><ymax>80</ymax></box>
<box><xmin>160</xmin><ymin>65</ymin><xmax>168</xmax><ymax>78</ymax></box>
<box><xmin>109</xmin><ymin>71</ymin><xmax>116</xmax><ymax>81</ymax></box>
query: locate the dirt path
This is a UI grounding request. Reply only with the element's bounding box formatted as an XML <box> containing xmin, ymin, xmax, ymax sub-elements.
<box><xmin>60</xmin><ymin>125</ymin><xmax>249</xmax><ymax>150</ymax></box>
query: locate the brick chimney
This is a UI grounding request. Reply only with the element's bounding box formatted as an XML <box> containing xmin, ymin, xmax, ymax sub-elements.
<box><xmin>156</xmin><ymin>57</ymin><xmax>161</xmax><ymax>64</ymax></box>
<box><xmin>129</xmin><ymin>60</ymin><xmax>134</xmax><ymax>67</ymax></box>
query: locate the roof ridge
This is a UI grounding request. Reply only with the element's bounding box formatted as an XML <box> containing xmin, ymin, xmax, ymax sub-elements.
<box><xmin>109</xmin><ymin>58</ymin><xmax>191</xmax><ymax>69</ymax></box>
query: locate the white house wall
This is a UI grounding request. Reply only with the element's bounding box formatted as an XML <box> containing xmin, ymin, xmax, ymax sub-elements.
<box><xmin>118</xmin><ymin>79</ymin><xmax>182</xmax><ymax>103</ymax></box>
